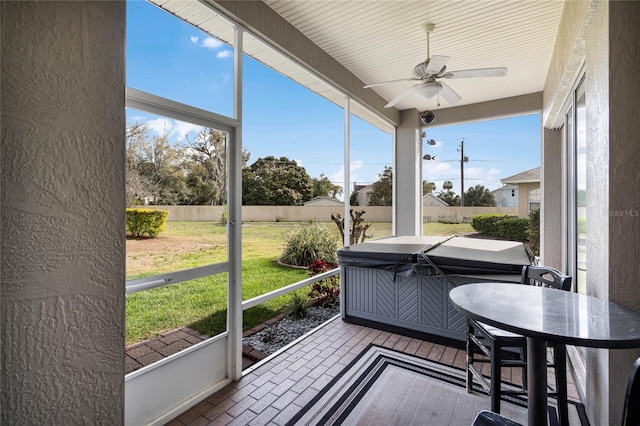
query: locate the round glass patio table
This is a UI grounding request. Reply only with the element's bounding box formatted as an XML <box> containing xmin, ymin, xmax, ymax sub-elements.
<box><xmin>449</xmin><ymin>282</ymin><xmax>640</xmax><ymax>426</ymax></box>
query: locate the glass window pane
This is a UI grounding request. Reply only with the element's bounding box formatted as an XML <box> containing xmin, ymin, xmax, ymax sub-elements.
<box><xmin>575</xmin><ymin>81</ymin><xmax>587</xmax><ymax>294</ymax></box>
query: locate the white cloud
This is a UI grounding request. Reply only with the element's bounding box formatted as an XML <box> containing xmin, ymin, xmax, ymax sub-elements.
<box><xmin>146</xmin><ymin>117</ymin><xmax>174</xmax><ymax>136</ymax></box>
<box><xmin>190</xmin><ymin>36</ymin><xmax>199</xmax><ymax>44</ymax></box>
<box><xmin>143</xmin><ymin>118</ymin><xmax>205</xmax><ymax>142</ymax></box>
<box><xmin>216</xmin><ymin>50</ymin><xmax>232</xmax><ymax>59</ymax></box>
<box><xmin>293</xmin><ymin>159</ymin><xmax>303</xmax><ymax>167</ymax></box>
<box><xmin>174</xmin><ymin>120</ymin><xmax>204</xmax><ymax>141</ymax></box>
<box><xmin>328</xmin><ymin>161</ymin><xmax>363</xmax><ymax>188</ymax></box>
<box><xmin>202</xmin><ymin>37</ymin><xmax>223</xmax><ymax>49</ymax></box>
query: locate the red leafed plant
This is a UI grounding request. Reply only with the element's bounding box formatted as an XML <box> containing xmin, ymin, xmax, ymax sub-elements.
<box><xmin>308</xmin><ymin>260</ymin><xmax>339</xmax><ymax>306</ymax></box>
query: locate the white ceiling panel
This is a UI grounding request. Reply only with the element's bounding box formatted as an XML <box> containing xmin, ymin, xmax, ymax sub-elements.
<box><xmin>265</xmin><ymin>0</ymin><xmax>564</xmax><ymax>111</ymax></box>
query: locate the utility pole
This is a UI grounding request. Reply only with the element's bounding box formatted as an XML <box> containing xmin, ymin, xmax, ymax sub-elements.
<box><xmin>459</xmin><ymin>140</ymin><xmax>468</xmax><ymax>206</ymax></box>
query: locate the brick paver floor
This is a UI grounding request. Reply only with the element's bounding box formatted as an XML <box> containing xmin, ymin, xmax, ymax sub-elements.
<box><xmin>163</xmin><ymin>317</ymin><xmax>579</xmax><ymax>425</ymax></box>
<box><xmin>126</xmin><ymin>327</ymin><xmax>210</xmax><ymax>374</ymax></box>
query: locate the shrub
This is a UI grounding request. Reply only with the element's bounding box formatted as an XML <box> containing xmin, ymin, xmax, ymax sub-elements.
<box><xmin>126</xmin><ymin>208</ymin><xmax>168</xmax><ymax>237</ymax></box>
<box><xmin>496</xmin><ymin>217</ymin><xmax>530</xmax><ymax>242</ymax></box>
<box><xmin>286</xmin><ymin>293</ymin><xmax>309</xmax><ymax>319</ymax></box>
<box><xmin>528</xmin><ymin>208</ymin><xmax>540</xmax><ymax>256</ymax></box>
<box><xmin>219</xmin><ymin>205</ymin><xmax>228</xmax><ymax>226</ymax></box>
<box><xmin>280</xmin><ymin>222</ymin><xmax>338</xmax><ymax>266</ymax></box>
<box><xmin>471</xmin><ymin>214</ymin><xmax>508</xmax><ymax>236</ymax></box>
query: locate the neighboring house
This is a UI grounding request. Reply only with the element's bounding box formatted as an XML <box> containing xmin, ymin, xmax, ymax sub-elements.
<box><xmin>500</xmin><ymin>167</ymin><xmax>540</xmax><ymax>217</ymax></box>
<box><xmin>353</xmin><ymin>183</ymin><xmax>373</xmax><ymax>206</ymax></box>
<box><xmin>303</xmin><ymin>196</ymin><xmax>344</xmax><ymax>206</ymax></box>
<box><xmin>491</xmin><ymin>184</ymin><xmax>519</xmax><ymax>207</ymax></box>
<box><xmin>423</xmin><ymin>193</ymin><xmax>449</xmax><ymax>207</ymax></box>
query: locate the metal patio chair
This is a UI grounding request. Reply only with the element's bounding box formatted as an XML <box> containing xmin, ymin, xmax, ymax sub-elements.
<box><xmin>466</xmin><ymin>265</ymin><xmax>572</xmax><ymax>425</ymax></box>
<box><xmin>473</xmin><ymin>355</ymin><xmax>640</xmax><ymax>426</ymax></box>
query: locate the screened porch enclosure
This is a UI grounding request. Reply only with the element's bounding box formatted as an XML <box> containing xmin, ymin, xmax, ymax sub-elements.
<box><xmin>4</xmin><ymin>1</ymin><xmax>640</xmax><ymax>426</ymax></box>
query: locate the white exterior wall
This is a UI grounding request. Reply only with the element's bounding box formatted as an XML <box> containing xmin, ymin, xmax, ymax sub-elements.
<box><xmin>1</xmin><ymin>2</ymin><xmax>126</xmax><ymax>424</ymax></box>
<box><xmin>543</xmin><ymin>1</ymin><xmax>640</xmax><ymax>424</ymax></box>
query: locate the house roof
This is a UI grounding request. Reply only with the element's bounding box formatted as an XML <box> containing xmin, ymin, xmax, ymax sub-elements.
<box><xmin>303</xmin><ymin>196</ymin><xmax>344</xmax><ymax>206</ymax></box>
<box><xmin>501</xmin><ymin>167</ymin><xmax>541</xmax><ymax>184</ymax></box>
<box><xmin>491</xmin><ymin>184</ymin><xmax>519</xmax><ymax>193</ymax></box>
<box><xmin>355</xmin><ymin>184</ymin><xmax>373</xmax><ymax>193</ymax></box>
<box><xmin>423</xmin><ymin>193</ymin><xmax>449</xmax><ymax>206</ymax></box>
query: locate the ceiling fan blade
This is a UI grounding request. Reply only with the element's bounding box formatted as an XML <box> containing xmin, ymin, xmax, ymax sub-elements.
<box><xmin>364</xmin><ymin>78</ymin><xmax>421</xmax><ymax>88</ymax></box>
<box><xmin>439</xmin><ymin>82</ymin><xmax>462</xmax><ymax>104</ymax></box>
<box><xmin>424</xmin><ymin>55</ymin><xmax>450</xmax><ymax>75</ymax></box>
<box><xmin>441</xmin><ymin>67</ymin><xmax>507</xmax><ymax>79</ymax></box>
<box><xmin>384</xmin><ymin>84</ymin><xmax>420</xmax><ymax>108</ymax></box>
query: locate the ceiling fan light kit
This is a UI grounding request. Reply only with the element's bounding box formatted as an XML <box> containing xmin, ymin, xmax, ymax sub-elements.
<box><xmin>415</xmin><ymin>82</ymin><xmax>442</xmax><ymax>99</ymax></box>
<box><xmin>364</xmin><ymin>23</ymin><xmax>507</xmax><ymax>108</ymax></box>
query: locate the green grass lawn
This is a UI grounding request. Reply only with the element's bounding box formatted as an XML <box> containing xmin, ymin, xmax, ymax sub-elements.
<box><xmin>125</xmin><ymin>221</ymin><xmax>473</xmax><ymax>345</ymax></box>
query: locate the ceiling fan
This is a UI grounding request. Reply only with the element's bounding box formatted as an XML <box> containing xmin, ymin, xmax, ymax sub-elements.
<box><xmin>364</xmin><ymin>23</ymin><xmax>507</xmax><ymax>108</ymax></box>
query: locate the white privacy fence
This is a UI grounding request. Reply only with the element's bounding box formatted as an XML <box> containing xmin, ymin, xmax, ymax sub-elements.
<box><xmin>142</xmin><ymin>205</ymin><xmax>520</xmax><ymax>222</ymax></box>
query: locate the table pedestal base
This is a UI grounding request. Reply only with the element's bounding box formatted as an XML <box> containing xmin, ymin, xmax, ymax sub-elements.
<box><xmin>527</xmin><ymin>337</ymin><xmax>548</xmax><ymax>426</ymax></box>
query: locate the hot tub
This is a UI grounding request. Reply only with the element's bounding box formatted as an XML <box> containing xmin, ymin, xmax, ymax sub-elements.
<box><xmin>337</xmin><ymin>235</ymin><xmax>531</xmax><ymax>343</ymax></box>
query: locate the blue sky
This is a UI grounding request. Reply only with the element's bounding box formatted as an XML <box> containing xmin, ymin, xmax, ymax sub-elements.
<box><xmin>126</xmin><ymin>1</ymin><xmax>540</xmax><ymax>199</ymax></box>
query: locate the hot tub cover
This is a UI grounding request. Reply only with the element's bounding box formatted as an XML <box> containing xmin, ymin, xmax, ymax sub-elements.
<box><xmin>337</xmin><ymin>235</ymin><xmax>530</xmax><ymax>276</ymax></box>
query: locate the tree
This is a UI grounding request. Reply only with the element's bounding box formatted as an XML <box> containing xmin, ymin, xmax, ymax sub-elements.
<box><xmin>311</xmin><ymin>174</ymin><xmax>343</xmax><ymax>198</ymax></box>
<box><xmin>125</xmin><ymin>122</ymin><xmax>157</xmax><ymax>207</ymax></box>
<box><xmin>437</xmin><ymin>190</ymin><xmax>460</xmax><ymax>206</ymax></box>
<box><xmin>464</xmin><ymin>184</ymin><xmax>497</xmax><ymax>206</ymax></box>
<box><xmin>331</xmin><ymin>210</ymin><xmax>372</xmax><ymax>245</ymax></box>
<box><xmin>369</xmin><ymin>166</ymin><xmax>393</xmax><ymax>206</ymax></box>
<box><xmin>135</xmin><ymin>129</ymin><xmax>187</xmax><ymax>205</ymax></box>
<box><xmin>242</xmin><ymin>156</ymin><xmax>313</xmax><ymax>205</ymax></box>
<box><xmin>349</xmin><ymin>190</ymin><xmax>359</xmax><ymax>206</ymax></box>
<box><xmin>125</xmin><ymin>123</ymin><xmax>187</xmax><ymax>206</ymax></box>
<box><xmin>182</xmin><ymin>128</ymin><xmax>228</xmax><ymax>205</ymax></box>
<box><xmin>437</xmin><ymin>181</ymin><xmax>460</xmax><ymax>206</ymax></box>
<box><xmin>423</xmin><ymin>181</ymin><xmax>436</xmax><ymax>195</ymax></box>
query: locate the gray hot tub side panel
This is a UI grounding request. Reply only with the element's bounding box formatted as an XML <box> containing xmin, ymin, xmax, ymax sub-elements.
<box><xmin>339</xmin><ymin>236</ymin><xmax>529</xmax><ymax>342</ymax></box>
<box><xmin>342</xmin><ymin>266</ymin><xmax>519</xmax><ymax>341</ymax></box>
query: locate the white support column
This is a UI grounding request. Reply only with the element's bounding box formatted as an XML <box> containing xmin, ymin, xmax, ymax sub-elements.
<box><xmin>228</xmin><ymin>26</ymin><xmax>244</xmax><ymax>381</ymax></box>
<box><xmin>344</xmin><ymin>96</ymin><xmax>351</xmax><ymax>246</ymax></box>
<box><xmin>395</xmin><ymin>109</ymin><xmax>423</xmax><ymax>236</ymax></box>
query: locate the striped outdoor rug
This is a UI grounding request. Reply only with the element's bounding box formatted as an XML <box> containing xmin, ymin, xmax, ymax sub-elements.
<box><xmin>287</xmin><ymin>344</ymin><xmax>588</xmax><ymax>426</ymax></box>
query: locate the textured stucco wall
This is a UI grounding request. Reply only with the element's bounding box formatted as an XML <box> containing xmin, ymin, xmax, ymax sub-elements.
<box><xmin>545</xmin><ymin>0</ymin><xmax>640</xmax><ymax>423</ymax></box>
<box><xmin>583</xmin><ymin>3</ymin><xmax>612</xmax><ymax>423</ymax></box>
<box><xmin>1</xmin><ymin>2</ymin><xmax>126</xmax><ymax>424</ymax></box>
<box><xmin>542</xmin><ymin>0</ymin><xmax>595</xmax><ymax>129</ymax></box>
<box><xmin>599</xmin><ymin>1</ymin><xmax>640</xmax><ymax>424</ymax></box>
